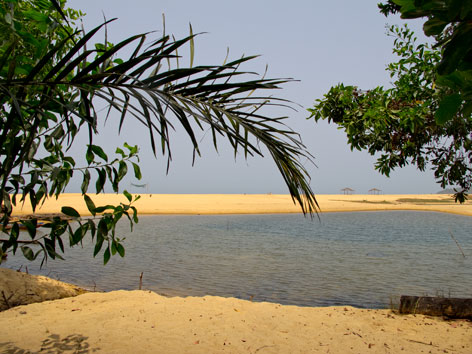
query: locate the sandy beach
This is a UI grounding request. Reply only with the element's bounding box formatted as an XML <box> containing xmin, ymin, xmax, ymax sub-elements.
<box><xmin>2</xmin><ymin>193</ymin><xmax>472</xmax><ymax>353</ymax></box>
<box><xmin>11</xmin><ymin>192</ymin><xmax>472</xmax><ymax>217</ymax></box>
<box><xmin>0</xmin><ymin>269</ymin><xmax>471</xmax><ymax>354</ymax></box>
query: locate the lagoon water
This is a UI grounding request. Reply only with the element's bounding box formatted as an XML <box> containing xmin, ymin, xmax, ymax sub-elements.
<box><xmin>4</xmin><ymin>211</ymin><xmax>472</xmax><ymax>308</ymax></box>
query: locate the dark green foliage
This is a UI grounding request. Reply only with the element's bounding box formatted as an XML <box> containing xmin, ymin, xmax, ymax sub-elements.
<box><xmin>309</xmin><ymin>24</ymin><xmax>471</xmax><ymax>202</ymax></box>
<box><xmin>1</xmin><ymin>1</ymin><xmax>318</xmax><ymax>265</ymax></box>
<box><xmin>379</xmin><ymin>0</ymin><xmax>472</xmax><ymax>123</ymax></box>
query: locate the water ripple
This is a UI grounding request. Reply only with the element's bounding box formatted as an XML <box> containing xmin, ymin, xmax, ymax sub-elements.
<box><xmin>4</xmin><ymin>211</ymin><xmax>472</xmax><ymax>308</ymax></box>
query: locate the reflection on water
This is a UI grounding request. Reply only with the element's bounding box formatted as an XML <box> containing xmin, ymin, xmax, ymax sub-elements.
<box><xmin>4</xmin><ymin>211</ymin><xmax>472</xmax><ymax>308</ymax></box>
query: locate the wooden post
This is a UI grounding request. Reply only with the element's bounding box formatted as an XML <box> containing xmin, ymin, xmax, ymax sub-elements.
<box><xmin>399</xmin><ymin>296</ymin><xmax>472</xmax><ymax>319</ymax></box>
<box><xmin>139</xmin><ymin>272</ymin><xmax>143</xmax><ymax>290</ymax></box>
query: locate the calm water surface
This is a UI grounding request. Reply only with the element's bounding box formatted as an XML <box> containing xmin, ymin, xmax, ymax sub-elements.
<box><xmin>4</xmin><ymin>211</ymin><xmax>472</xmax><ymax>308</ymax></box>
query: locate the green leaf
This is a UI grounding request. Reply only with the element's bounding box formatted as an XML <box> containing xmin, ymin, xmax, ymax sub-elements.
<box><xmin>463</xmin><ymin>100</ymin><xmax>472</xmax><ymax>117</ymax></box>
<box><xmin>423</xmin><ymin>18</ymin><xmax>447</xmax><ymax>36</ymax></box>
<box><xmin>436</xmin><ymin>72</ymin><xmax>466</xmax><ymax>91</ymax></box>
<box><xmin>95</xmin><ymin>168</ymin><xmax>106</xmax><ymax>193</ymax></box>
<box><xmin>21</xmin><ymin>246</ymin><xmax>35</xmax><ymax>261</ymax></box>
<box><xmin>86</xmin><ymin>147</ymin><xmax>94</xmax><ymax>165</ymax></box>
<box><xmin>83</xmin><ymin>194</ymin><xmax>96</xmax><ymax>216</ymax></box>
<box><xmin>435</xmin><ymin>94</ymin><xmax>462</xmax><ymax>124</ymax></box>
<box><xmin>4</xmin><ymin>12</ymin><xmax>12</xmax><ymax>25</ymax></box>
<box><xmin>116</xmin><ymin>243</ymin><xmax>125</xmax><ymax>257</ymax></box>
<box><xmin>57</xmin><ymin>235</ymin><xmax>65</xmax><ymax>253</ymax></box>
<box><xmin>118</xmin><ymin>161</ymin><xmax>128</xmax><ymax>180</ymax></box>
<box><xmin>71</xmin><ymin>226</ymin><xmax>84</xmax><ymax>245</ymax></box>
<box><xmin>61</xmin><ymin>206</ymin><xmax>80</xmax><ymax>218</ymax></box>
<box><xmin>189</xmin><ymin>23</ymin><xmax>194</xmax><ymax>68</ymax></box>
<box><xmin>81</xmin><ymin>169</ymin><xmax>91</xmax><ymax>194</ymax></box>
<box><xmin>94</xmin><ymin>233</ymin><xmax>105</xmax><ymax>257</ymax></box>
<box><xmin>94</xmin><ymin>205</ymin><xmax>114</xmax><ymax>213</ymax></box>
<box><xmin>111</xmin><ymin>241</ymin><xmax>117</xmax><ymax>255</ymax></box>
<box><xmin>132</xmin><ymin>163</ymin><xmax>142</xmax><ymax>180</ymax></box>
<box><xmin>2</xmin><ymin>194</ymin><xmax>12</xmax><ymax>214</ymax></box>
<box><xmin>437</xmin><ymin>28</ymin><xmax>472</xmax><ymax>75</ymax></box>
<box><xmin>123</xmin><ymin>190</ymin><xmax>132</xmax><ymax>202</ymax></box>
<box><xmin>10</xmin><ymin>223</ymin><xmax>20</xmax><ymax>248</ymax></box>
<box><xmin>21</xmin><ymin>219</ymin><xmax>37</xmax><ymax>240</ymax></box>
<box><xmin>98</xmin><ymin>218</ymin><xmax>109</xmax><ymax>237</ymax></box>
<box><xmin>111</xmin><ymin>167</ymin><xmax>119</xmax><ymax>192</ymax></box>
<box><xmin>115</xmin><ymin>147</ymin><xmax>125</xmax><ymax>157</ymax></box>
<box><xmin>124</xmin><ymin>142</ymin><xmax>138</xmax><ymax>155</ymax></box>
<box><xmin>23</xmin><ymin>10</ymin><xmax>49</xmax><ymax>23</ymax></box>
<box><xmin>90</xmin><ymin>145</ymin><xmax>108</xmax><ymax>162</ymax></box>
<box><xmin>103</xmin><ymin>247</ymin><xmax>111</xmax><ymax>265</ymax></box>
<box><xmin>131</xmin><ymin>206</ymin><xmax>139</xmax><ymax>224</ymax></box>
<box><xmin>88</xmin><ymin>219</ymin><xmax>97</xmax><ymax>239</ymax></box>
<box><xmin>29</xmin><ymin>190</ymin><xmax>37</xmax><ymax>212</ymax></box>
<box><xmin>51</xmin><ymin>125</ymin><xmax>64</xmax><ymax>139</ymax></box>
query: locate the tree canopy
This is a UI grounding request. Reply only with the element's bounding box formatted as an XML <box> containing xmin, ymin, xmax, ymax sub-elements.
<box><xmin>379</xmin><ymin>0</ymin><xmax>472</xmax><ymax>123</ymax></box>
<box><xmin>0</xmin><ymin>0</ymin><xmax>318</xmax><ymax>265</ymax></box>
<box><xmin>309</xmin><ymin>1</ymin><xmax>472</xmax><ymax>201</ymax></box>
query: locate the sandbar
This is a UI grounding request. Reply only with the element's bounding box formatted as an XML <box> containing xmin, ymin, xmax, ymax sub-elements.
<box><xmin>11</xmin><ymin>193</ymin><xmax>472</xmax><ymax>217</ymax></box>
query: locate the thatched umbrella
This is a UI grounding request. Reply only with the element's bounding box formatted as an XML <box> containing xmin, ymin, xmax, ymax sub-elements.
<box><xmin>341</xmin><ymin>187</ymin><xmax>354</xmax><ymax>195</ymax></box>
<box><xmin>368</xmin><ymin>188</ymin><xmax>381</xmax><ymax>195</ymax></box>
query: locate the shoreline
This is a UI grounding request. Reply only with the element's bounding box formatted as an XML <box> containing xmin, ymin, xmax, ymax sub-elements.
<box><xmin>1</xmin><ymin>269</ymin><xmax>471</xmax><ymax>353</ymax></box>
<box><xmin>11</xmin><ymin>193</ymin><xmax>472</xmax><ymax>217</ymax></box>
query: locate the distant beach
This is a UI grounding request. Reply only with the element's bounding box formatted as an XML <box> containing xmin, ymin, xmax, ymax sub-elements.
<box><xmin>11</xmin><ymin>193</ymin><xmax>472</xmax><ymax>217</ymax></box>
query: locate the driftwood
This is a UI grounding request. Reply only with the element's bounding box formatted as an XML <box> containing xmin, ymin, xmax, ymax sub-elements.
<box><xmin>399</xmin><ymin>296</ymin><xmax>472</xmax><ymax>319</ymax></box>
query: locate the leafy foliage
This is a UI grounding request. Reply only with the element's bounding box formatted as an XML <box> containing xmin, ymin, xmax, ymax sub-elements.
<box><xmin>0</xmin><ymin>0</ymin><xmax>318</xmax><ymax>265</ymax></box>
<box><xmin>379</xmin><ymin>0</ymin><xmax>472</xmax><ymax>123</ymax></box>
<box><xmin>309</xmin><ymin>24</ymin><xmax>472</xmax><ymax>202</ymax></box>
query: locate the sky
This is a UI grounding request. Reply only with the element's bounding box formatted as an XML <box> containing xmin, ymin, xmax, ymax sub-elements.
<box><xmin>65</xmin><ymin>0</ymin><xmax>441</xmax><ymax>195</ymax></box>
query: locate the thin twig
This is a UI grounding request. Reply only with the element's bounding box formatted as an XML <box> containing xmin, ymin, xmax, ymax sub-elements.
<box><xmin>0</xmin><ymin>239</ymin><xmax>41</xmax><ymax>244</ymax></box>
<box><xmin>407</xmin><ymin>339</ymin><xmax>438</xmax><ymax>347</ymax></box>
<box><xmin>1</xmin><ymin>291</ymin><xmax>13</xmax><ymax>309</ymax></box>
<box><xmin>139</xmin><ymin>272</ymin><xmax>143</xmax><ymax>290</ymax></box>
<box><xmin>449</xmin><ymin>229</ymin><xmax>466</xmax><ymax>258</ymax></box>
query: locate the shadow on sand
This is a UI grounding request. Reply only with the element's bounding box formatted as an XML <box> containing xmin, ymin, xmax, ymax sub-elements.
<box><xmin>0</xmin><ymin>333</ymin><xmax>99</xmax><ymax>353</ymax></box>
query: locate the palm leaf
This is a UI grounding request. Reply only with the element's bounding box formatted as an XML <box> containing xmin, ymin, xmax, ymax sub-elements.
<box><xmin>0</xmin><ymin>22</ymin><xmax>319</xmax><ymax>215</ymax></box>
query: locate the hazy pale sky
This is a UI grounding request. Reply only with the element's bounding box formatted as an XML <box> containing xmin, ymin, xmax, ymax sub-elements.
<box><xmin>66</xmin><ymin>0</ymin><xmax>440</xmax><ymax>195</ymax></box>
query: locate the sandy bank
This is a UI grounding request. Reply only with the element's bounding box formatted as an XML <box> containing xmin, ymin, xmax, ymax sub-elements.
<box><xmin>11</xmin><ymin>193</ymin><xmax>472</xmax><ymax>217</ymax></box>
<box><xmin>0</xmin><ymin>268</ymin><xmax>86</xmax><ymax>311</ymax></box>
<box><xmin>0</xmin><ymin>269</ymin><xmax>471</xmax><ymax>354</ymax></box>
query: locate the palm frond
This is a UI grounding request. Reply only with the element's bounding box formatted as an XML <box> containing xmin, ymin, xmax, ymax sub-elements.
<box><xmin>0</xmin><ymin>23</ymin><xmax>319</xmax><ymax>215</ymax></box>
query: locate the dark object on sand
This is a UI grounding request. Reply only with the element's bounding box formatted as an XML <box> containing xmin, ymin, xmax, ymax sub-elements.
<box><xmin>399</xmin><ymin>296</ymin><xmax>472</xmax><ymax>319</ymax></box>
